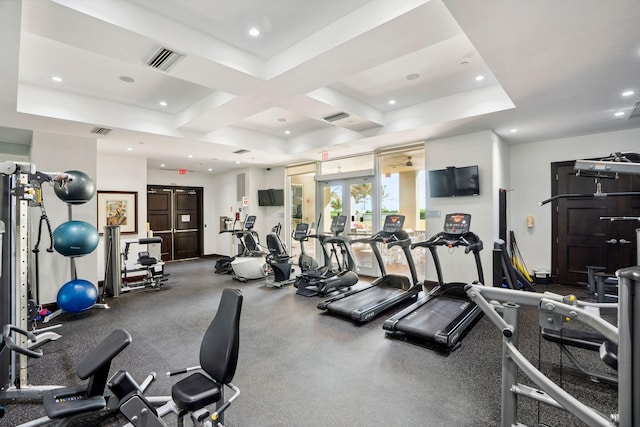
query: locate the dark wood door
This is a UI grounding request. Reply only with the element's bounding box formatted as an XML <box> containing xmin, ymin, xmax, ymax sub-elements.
<box><xmin>174</xmin><ymin>189</ymin><xmax>200</xmax><ymax>259</ymax></box>
<box><xmin>147</xmin><ymin>189</ymin><xmax>173</xmax><ymax>261</ymax></box>
<box><xmin>553</xmin><ymin>162</ymin><xmax>639</xmax><ymax>284</ymax></box>
<box><xmin>147</xmin><ymin>186</ymin><xmax>202</xmax><ymax>261</ymax></box>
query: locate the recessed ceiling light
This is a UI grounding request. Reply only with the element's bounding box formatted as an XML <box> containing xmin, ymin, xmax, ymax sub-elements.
<box><xmin>51</xmin><ymin>76</ymin><xmax>63</xmax><ymax>83</ymax></box>
<box><xmin>475</xmin><ymin>75</ymin><xmax>485</xmax><ymax>81</ymax></box>
<box><xmin>614</xmin><ymin>111</ymin><xmax>625</xmax><ymax>117</ymax></box>
<box><xmin>127</xmin><ymin>147</ymin><xmax>133</xmax><ymax>151</ymax></box>
<box><xmin>235</xmin><ymin>161</ymin><xmax>241</xmax><ymax>164</ymax></box>
<box><xmin>159</xmin><ymin>101</ymin><xmax>168</xmax><ymax>107</ymax></box>
<box><xmin>285</xmin><ymin>130</ymin><xmax>291</xmax><ymax>135</ymax></box>
<box><xmin>388</xmin><ymin>99</ymin><xmax>396</xmax><ymax>105</ymax></box>
<box><xmin>188</xmin><ymin>154</ymin><xmax>193</xmax><ymax>158</ymax></box>
<box><xmin>406</xmin><ymin>73</ymin><xmax>420</xmax><ymax>80</ymax></box>
<box><xmin>510</xmin><ymin>128</ymin><xmax>518</xmax><ymax>133</ymax></box>
<box><xmin>622</xmin><ymin>90</ymin><xmax>635</xmax><ymax>97</ymax></box>
<box><xmin>208</xmin><ymin>168</ymin><xmax>213</xmax><ymax>172</ymax></box>
<box><xmin>249</xmin><ymin>28</ymin><xmax>260</xmax><ymax>37</ymax></box>
<box><xmin>160</xmin><ymin>163</ymin><xmax>166</xmax><ymax>167</ymax></box>
<box><xmin>459</xmin><ymin>57</ymin><xmax>470</xmax><ymax>66</ymax></box>
<box><xmin>119</xmin><ymin>76</ymin><xmax>135</xmax><ymax>83</ymax></box>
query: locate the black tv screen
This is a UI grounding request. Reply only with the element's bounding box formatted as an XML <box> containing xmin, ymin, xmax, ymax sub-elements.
<box><xmin>270</xmin><ymin>189</ymin><xmax>285</xmax><ymax>206</ymax></box>
<box><xmin>428</xmin><ymin>168</ymin><xmax>455</xmax><ymax>198</ymax></box>
<box><xmin>428</xmin><ymin>166</ymin><xmax>479</xmax><ymax>197</ymax></box>
<box><xmin>454</xmin><ymin>166</ymin><xmax>480</xmax><ymax>196</ymax></box>
<box><xmin>258</xmin><ymin>190</ymin><xmax>272</xmax><ymax>206</ymax></box>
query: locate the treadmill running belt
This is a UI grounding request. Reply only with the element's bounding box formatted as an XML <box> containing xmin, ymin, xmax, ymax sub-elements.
<box><xmin>394</xmin><ymin>296</ymin><xmax>472</xmax><ymax>340</ymax></box>
<box><xmin>325</xmin><ymin>287</ymin><xmax>405</xmax><ymax>317</ymax></box>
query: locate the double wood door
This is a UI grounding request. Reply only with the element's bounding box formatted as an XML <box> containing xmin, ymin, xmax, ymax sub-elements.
<box><xmin>553</xmin><ymin>162</ymin><xmax>640</xmax><ymax>284</ymax></box>
<box><xmin>147</xmin><ymin>186</ymin><xmax>203</xmax><ymax>261</ymax></box>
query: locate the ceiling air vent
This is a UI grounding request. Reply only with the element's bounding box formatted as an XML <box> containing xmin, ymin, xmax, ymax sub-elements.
<box><xmin>90</xmin><ymin>126</ymin><xmax>112</xmax><ymax>135</ymax></box>
<box><xmin>233</xmin><ymin>149</ymin><xmax>250</xmax><ymax>154</ymax></box>
<box><xmin>628</xmin><ymin>102</ymin><xmax>640</xmax><ymax>119</ymax></box>
<box><xmin>323</xmin><ymin>112</ymin><xmax>350</xmax><ymax>122</ymax></box>
<box><xmin>146</xmin><ymin>47</ymin><xmax>185</xmax><ymax>71</ymax></box>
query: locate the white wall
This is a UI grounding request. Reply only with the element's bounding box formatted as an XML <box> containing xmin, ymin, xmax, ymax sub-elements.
<box><xmin>30</xmin><ymin>132</ymin><xmax>98</xmax><ymax>304</ymax></box>
<box><xmin>255</xmin><ymin>167</ymin><xmax>287</xmax><ymax>236</ymax></box>
<box><xmin>509</xmin><ymin>127</ymin><xmax>640</xmax><ymax>274</ymax></box>
<box><xmin>207</xmin><ymin>166</ymin><xmax>286</xmax><ymax>256</ymax></box>
<box><xmin>424</xmin><ymin>131</ymin><xmax>500</xmax><ymax>286</ymax></box>
<box><xmin>96</xmin><ymin>153</ymin><xmax>148</xmax><ymax>278</ymax></box>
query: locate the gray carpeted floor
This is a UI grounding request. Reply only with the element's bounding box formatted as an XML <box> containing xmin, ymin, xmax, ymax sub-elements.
<box><xmin>1</xmin><ymin>258</ymin><xmax>617</xmax><ymax>426</ymax></box>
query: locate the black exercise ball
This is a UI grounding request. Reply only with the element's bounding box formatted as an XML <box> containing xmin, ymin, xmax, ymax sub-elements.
<box><xmin>54</xmin><ymin>170</ymin><xmax>96</xmax><ymax>205</ymax></box>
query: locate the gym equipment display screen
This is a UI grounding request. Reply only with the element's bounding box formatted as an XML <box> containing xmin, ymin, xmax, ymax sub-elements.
<box><xmin>443</xmin><ymin>213</ymin><xmax>471</xmax><ymax>234</ymax></box>
<box><xmin>382</xmin><ymin>214</ymin><xmax>405</xmax><ymax>233</ymax></box>
<box><xmin>428</xmin><ymin>166</ymin><xmax>480</xmax><ymax>197</ymax></box>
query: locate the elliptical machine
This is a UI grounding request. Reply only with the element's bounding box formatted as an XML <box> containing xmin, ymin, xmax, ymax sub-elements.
<box><xmin>292</xmin><ymin>222</ymin><xmax>319</xmax><ymax>274</ymax></box>
<box><xmin>294</xmin><ymin>215</ymin><xmax>358</xmax><ymax>297</ymax></box>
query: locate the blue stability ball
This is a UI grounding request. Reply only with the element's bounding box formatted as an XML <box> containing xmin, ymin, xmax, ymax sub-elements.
<box><xmin>57</xmin><ymin>279</ymin><xmax>98</xmax><ymax>313</ymax></box>
<box><xmin>54</xmin><ymin>170</ymin><xmax>96</xmax><ymax>205</ymax></box>
<box><xmin>53</xmin><ymin>220</ymin><xmax>99</xmax><ymax>257</ymax></box>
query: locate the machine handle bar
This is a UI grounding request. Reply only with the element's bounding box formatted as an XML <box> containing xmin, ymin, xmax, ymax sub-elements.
<box><xmin>1</xmin><ymin>324</ymin><xmax>43</xmax><ymax>358</ymax></box>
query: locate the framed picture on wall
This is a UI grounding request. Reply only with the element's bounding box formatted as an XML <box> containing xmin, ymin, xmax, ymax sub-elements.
<box><xmin>97</xmin><ymin>191</ymin><xmax>138</xmax><ymax>234</ymax></box>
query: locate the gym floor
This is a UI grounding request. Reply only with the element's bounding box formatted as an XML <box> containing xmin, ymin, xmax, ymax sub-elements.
<box><xmin>3</xmin><ymin>258</ymin><xmax>617</xmax><ymax>426</ymax></box>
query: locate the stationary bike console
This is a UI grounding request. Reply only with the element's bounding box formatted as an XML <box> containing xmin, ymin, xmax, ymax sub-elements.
<box><xmin>293</xmin><ymin>223</ymin><xmax>310</xmax><ymax>240</ymax></box>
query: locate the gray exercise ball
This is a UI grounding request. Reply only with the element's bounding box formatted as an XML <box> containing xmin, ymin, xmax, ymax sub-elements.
<box><xmin>53</xmin><ymin>170</ymin><xmax>96</xmax><ymax>205</ymax></box>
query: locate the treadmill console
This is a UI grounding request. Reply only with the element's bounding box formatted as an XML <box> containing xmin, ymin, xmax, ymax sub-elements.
<box><xmin>382</xmin><ymin>214</ymin><xmax>405</xmax><ymax>234</ymax></box>
<box><xmin>330</xmin><ymin>215</ymin><xmax>347</xmax><ymax>235</ymax></box>
<box><xmin>244</xmin><ymin>215</ymin><xmax>256</xmax><ymax>230</ymax></box>
<box><xmin>293</xmin><ymin>223</ymin><xmax>310</xmax><ymax>240</ymax></box>
<box><xmin>442</xmin><ymin>213</ymin><xmax>470</xmax><ymax>235</ymax></box>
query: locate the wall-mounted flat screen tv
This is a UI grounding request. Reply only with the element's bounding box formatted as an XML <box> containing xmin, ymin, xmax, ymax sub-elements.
<box><xmin>428</xmin><ymin>165</ymin><xmax>480</xmax><ymax>197</ymax></box>
<box><xmin>454</xmin><ymin>166</ymin><xmax>480</xmax><ymax>196</ymax></box>
<box><xmin>258</xmin><ymin>190</ymin><xmax>272</xmax><ymax>206</ymax></box>
<box><xmin>257</xmin><ymin>189</ymin><xmax>285</xmax><ymax>206</ymax></box>
<box><xmin>270</xmin><ymin>189</ymin><xmax>285</xmax><ymax>206</ymax></box>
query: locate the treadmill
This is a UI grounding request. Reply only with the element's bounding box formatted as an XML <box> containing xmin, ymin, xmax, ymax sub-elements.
<box><xmin>317</xmin><ymin>214</ymin><xmax>422</xmax><ymax>323</ymax></box>
<box><xmin>383</xmin><ymin>213</ymin><xmax>484</xmax><ymax>350</ymax></box>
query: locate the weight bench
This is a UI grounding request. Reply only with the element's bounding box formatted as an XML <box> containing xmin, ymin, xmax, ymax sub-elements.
<box><xmin>122</xmin><ymin>237</ymin><xmax>167</xmax><ymax>292</ymax></box>
<box><xmin>26</xmin><ymin>329</ymin><xmax>132</xmax><ymax>426</ymax></box>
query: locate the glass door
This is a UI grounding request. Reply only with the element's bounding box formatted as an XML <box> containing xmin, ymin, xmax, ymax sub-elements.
<box><xmin>318</xmin><ymin>177</ymin><xmax>376</xmax><ymax>277</ymax></box>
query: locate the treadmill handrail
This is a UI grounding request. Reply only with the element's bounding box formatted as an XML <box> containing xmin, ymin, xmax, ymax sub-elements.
<box><xmin>387</xmin><ymin>237</ymin><xmax>411</xmax><ymax>249</ymax></box>
<box><xmin>411</xmin><ymin>231</ymin><xmax>482</xmax><ymax>252</ymax></box>
<box><xmin>351</xmin><ymin>231</ymin><xmax>404</xmax><ymax>245</ymax></box>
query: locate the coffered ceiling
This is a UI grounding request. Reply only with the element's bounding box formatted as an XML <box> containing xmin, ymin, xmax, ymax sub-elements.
<box><xmin>0</xmin><ymin>0</ymin><xmax>638</xmax><ymax>173</ymax></box>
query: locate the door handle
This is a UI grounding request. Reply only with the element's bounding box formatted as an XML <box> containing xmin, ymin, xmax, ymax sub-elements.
<box><xmin>619</xmin><ymin>239</ymin><xmax>632</xmax><ymax>244</ymax></box>
<box><xmin>605</xmin><ymin>239</ymin><xmax>617</xmax><ymax>244</ymax></box>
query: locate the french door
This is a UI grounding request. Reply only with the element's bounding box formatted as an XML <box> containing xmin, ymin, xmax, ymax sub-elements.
<box><xmin>147</xmin><ymin>185</ymin><xmax>203</xmax><ymax>261</ymax></box>
<box><xmin>317</xmin><ymin>177</ymin><xmax>377</xmax><ymax>277</ymax></box>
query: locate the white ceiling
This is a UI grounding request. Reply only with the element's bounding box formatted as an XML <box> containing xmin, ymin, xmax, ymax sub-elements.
<box><xmin>0</xmin><ymin>0</ymin><xmax>639</xmax><ymax>174</ymax></box>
